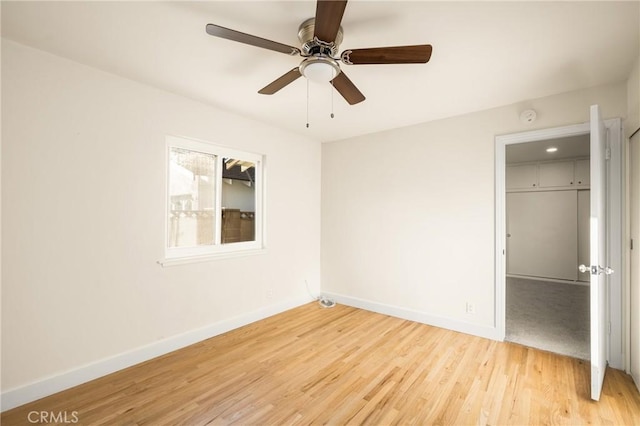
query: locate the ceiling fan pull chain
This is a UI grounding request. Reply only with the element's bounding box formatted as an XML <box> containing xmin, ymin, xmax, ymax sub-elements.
<box><xmin>306</xmin><ymin>79</ymin><xmax>310</xmax><ymax>128</ymax></box>
<box><xmin>330</xmin><ymin>80</ymin><xmax>335</xmax><ymax>119</ymax></box>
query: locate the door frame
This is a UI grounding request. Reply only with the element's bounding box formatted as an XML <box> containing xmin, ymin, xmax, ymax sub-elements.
<box><xmin>495</xmin><ymin>118</ymin><xmax>624</xmax><ymax>369</ymax></box>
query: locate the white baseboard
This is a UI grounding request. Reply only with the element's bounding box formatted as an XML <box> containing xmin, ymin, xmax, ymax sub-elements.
<box><xmin>1</xmin><ymin>296</ymin><xmax>311</xmax><ymax>412</ymax></box>
<box><xmin>507</xmin><ymin>274</ymin><xmax>590</xmax><ymax>286</ymax></box>
<box><xmin>323</xmin><ymin>292</ymin><xmax>502</xmax><ymax>341</ymax></box>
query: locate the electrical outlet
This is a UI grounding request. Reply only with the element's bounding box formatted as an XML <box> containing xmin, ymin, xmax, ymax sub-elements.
<box><xmin>266</xmin><ymin>288</ymin><xmax>273</xmax><ymax>300</ymax></box>
<box><xmin>466</xmin><ymin>302</ymin><xmax>475</xmax><ymax>315</ymax></box>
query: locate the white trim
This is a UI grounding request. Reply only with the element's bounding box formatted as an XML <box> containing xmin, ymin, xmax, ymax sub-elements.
<box><xmin>496</xmin><ymin>123</ymin><xmax>589</xmax><ymax>143</ymax></box>
<box><xmin>495</xmin><ymin>133</ymin><xmax>507</xmax><ymax>339</ymax></box>
<box><xmin>165</xmin><ymin>135</ymin><xmax>263</xmax><ymax>163</ymax></box>
<box><xmin>624</xmin><ymin>129</ymin><xmax>638</xmax><ymax>381</ymax></box>
<box><xmin>0</xmin><ymin>296</ymin><xmax>311</xmax><ymax>412</ymax></box>
<box><xmin>607</xmin><ymin>119</ymin><xmax>624</xmax><ymax>369</ymax></box>
<box><xmin>507</xmin><ymin>274</ymin><xmax>590</xmax><ymax>286</ymax></box>
<box><xmin>323</xmin><ymin>292</ymin><xmax>502</xmax><ymax>341</ymax></box>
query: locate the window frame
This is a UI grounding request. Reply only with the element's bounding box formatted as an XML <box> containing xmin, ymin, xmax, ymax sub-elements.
<box><xmin>163</xmin><ymin>135</ymin><xmax>265</xmax><ymax>262</ymax></box>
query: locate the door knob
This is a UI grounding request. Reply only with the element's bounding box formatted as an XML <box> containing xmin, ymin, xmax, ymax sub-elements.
<box><xmin>578</xmin><ymin>264</ymin><xmax>614</xmax><ymax>275</ymax></box>
<box><xmin>603</xmin><ymin>266</ymin><xmax>614</xmax><ymax>275</ymax></box>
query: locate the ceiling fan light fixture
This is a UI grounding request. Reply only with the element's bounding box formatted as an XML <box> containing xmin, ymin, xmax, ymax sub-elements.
<box><xmin>299</xmin><ymin>56</ymin><xmax>340</xmax><ymax>84</ymax></box>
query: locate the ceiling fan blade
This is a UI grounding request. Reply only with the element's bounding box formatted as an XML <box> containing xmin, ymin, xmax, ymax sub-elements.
<box><xmin>206</xmin><ymin>24</ymin><xmax>300</xmax><ymax>56</ymax></box>
<box><xmin>314</xmin><ymin>0</ymin><xmax>348</xmax><ymax>43</ymax></box>
<box><xmin>258</xmin><ymin>68</ymin><xmax>302</xmax><ymax>95</ymax></box>
<box><xmin>331</xmin><ymin>71</ymin><xmax>365</xmax><ymax>105</ymax></box>
<box><xmin>341</xmin><ymin>45</ymin><xmax>433</xmax><ymax>65</ymax></box>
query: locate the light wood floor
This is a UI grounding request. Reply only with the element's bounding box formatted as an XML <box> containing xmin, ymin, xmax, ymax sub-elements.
<box><xmin>3</xmin><ymin>303</ymin><xmax>640</xmax><ymax>425</ymax></box>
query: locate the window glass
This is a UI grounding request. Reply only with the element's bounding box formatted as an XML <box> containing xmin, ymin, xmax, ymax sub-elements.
<box><xmin>168</xmin><ymin>147</ymin><xmax>216</xmax><ymax>248</ymax></box>
<box><xmin>221</xmin><ymin>158</ymin><xmax>256</xmax><ymax>244</ymax></box>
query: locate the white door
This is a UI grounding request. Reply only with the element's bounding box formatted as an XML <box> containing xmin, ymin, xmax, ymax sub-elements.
<box><xmin>585</xmin><ymin>104</ymin><xmax>611</xmax><ymax>401</ymax></box>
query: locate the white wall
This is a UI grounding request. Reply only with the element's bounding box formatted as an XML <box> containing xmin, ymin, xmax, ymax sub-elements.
<box><xmin>1</xmin><ymin>40</ymin><xmax>321</xmax><ymax>406</ymax></box>
<box><xmin>506</xmin><ymin>190</ymin><xmax>579</xmax><ymax>281</ymax></box>
<box><xmin>321</xmin><ymin>82</ymin><xmax>627</xmax><ymax>338</ymax></box>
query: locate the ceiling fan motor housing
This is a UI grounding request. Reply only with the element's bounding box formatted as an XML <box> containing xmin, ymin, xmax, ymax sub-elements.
<box><xmin>297</xmin><ymin>18</ymin><xmax>343</xmax><ymax>56</ymax></box>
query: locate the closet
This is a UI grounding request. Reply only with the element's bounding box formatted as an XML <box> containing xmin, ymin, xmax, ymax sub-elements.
<box><xmin>506</xmin><ymin>158</ymin><xmax>590</xmax><ymax>282</ymax></box>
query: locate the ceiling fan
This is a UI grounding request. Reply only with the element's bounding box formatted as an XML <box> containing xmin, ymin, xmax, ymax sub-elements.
<box><xmin>205</xmin><ymin>0</ymin><xmax>433</xmax><ymax>105</ymax></box>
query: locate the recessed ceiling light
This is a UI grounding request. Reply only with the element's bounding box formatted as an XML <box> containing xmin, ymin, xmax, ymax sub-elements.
<box><xmin>546</xmin><ymin>147</ymin><xmax>558</xmax><ymax>153</ymax></box>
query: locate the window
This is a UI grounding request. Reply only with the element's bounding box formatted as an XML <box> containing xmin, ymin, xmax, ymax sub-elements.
<box><xmin>165</xmin><ymin>135</ymin><xmax>263</xmax><ymax>260</ymax></box>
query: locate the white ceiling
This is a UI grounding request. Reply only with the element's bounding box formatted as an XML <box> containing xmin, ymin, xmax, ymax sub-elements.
<box><xmin>2</xmin><ymin>1</ymin><xmax>638</xmax><ymax>143</ymax></box>
<box><xmin>506</xmin><ymin>134</ymin><xmax>590</xmax><ymax>164</ymax></box>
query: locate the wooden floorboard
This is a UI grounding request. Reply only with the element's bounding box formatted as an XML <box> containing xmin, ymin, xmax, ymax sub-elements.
<box><xmin>3</xmin><ymin>303</ymin><xmax>640</xmax><ymax>425</ymax></box>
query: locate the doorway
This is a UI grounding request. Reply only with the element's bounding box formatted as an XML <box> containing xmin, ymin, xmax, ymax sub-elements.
<box><xmin>495</xmin><ymin>118</ymin><xmax>624</xmax><ymax>371</ymax></box>
<box><xmin>504</xmin><ymin>136</ymin><xmax>591</xmax><ymax>359</ymax></box>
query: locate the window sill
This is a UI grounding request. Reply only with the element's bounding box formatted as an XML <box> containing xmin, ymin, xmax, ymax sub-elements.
<box><xmin>158</xmin><ymin>248</ymin><xmax>267</xmax><ymax>267</ymax></box>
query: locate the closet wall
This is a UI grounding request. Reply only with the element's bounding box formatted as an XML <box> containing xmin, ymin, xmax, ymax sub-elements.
<box><xmin>506</xmin><ymin>158</ymin><xmax>590</xmax><ymax>282</ymax></box>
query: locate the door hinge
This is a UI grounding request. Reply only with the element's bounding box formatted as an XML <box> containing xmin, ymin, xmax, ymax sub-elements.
<box><xmin>608</xmin><ymin>322</ymin><xmax>612</xmax><ymax>335</ymax></box>
<box><xmin>605</xmin><ymin>148</ymin><xmax>611</xmax><ymax>160</ymax></box>
<box><xmin>632</xmin><ymin>238</ymin><xmax>635</xmax><ymax>250</ymax></box>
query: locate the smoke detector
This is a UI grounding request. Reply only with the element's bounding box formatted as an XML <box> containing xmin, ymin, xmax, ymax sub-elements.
<box><xmin>519</xmin><ymin>109</ymin><xmax>537</xmax><ymax>124</ymax></box>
